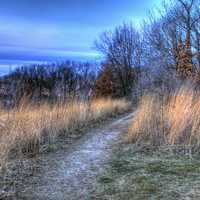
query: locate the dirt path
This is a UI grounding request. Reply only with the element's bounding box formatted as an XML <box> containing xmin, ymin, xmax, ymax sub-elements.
<box><xmin>15</xmin><ymin>113</ymin><xmax>134</xmax><ymax>200</ymax></box>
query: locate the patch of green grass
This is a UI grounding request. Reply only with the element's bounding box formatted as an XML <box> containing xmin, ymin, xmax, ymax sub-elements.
<box><xmin>109</xmin><ymin>159</ymin><xmax>141</xmax><ymax>174</ymax></box>
<box><xmin>98</xmin><ymin>176</ymin><xmax>114</xmax><ymax>184</ymax></box>
<box><xmin>145</xmin><ymin>160</ymin><xmax>200</xmax><ymax>177</ymax></box>
<box><xmin>134</xmin><ymin>175</ymin><xmax>159</xmax><ymax>194</ymax></box>
<box><xmin>95</xmin><ymin>146</ymin><xmax>200</xmax><ymax>200</ymax></box>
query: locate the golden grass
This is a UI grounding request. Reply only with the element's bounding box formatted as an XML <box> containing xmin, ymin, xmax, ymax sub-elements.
<box><xmin>128</xmin><ymin>85</ymin><xmax>200</xmax><ymax>147</ymax></box>
<box><xmin>0</xmin><ymin>98</ymin><xmax>130</xmax><ymax>169</ymax></box>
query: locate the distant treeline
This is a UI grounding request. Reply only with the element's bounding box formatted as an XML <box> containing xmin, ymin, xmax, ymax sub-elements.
<box><xmin>0</xmin><ymin>61</ymin><xmax>99</xmax><ymax>106</ymax></box>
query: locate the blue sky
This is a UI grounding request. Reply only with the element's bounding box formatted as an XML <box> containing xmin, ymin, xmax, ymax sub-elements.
<box><xmin>0</xmin><ymin>0</ymin><xmax>164</xmax><ymax>69</ymax></box>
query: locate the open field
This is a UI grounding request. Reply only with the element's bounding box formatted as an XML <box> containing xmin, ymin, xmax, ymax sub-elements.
<box><xmin>0</xmin><ymin>98</ymin><xmax>130</xmax><ymax>170</ymax></box>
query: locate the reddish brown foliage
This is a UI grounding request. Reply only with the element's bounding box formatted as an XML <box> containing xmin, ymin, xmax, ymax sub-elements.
<box><xmin>176</xmin><ymin>33</ymin><xmax>193</xmax><ymax>78</ymax></box>
<box><xmin>93</xmin><ymin>64</ymin><xmax>114</xmax><ymax>98</ymax></box>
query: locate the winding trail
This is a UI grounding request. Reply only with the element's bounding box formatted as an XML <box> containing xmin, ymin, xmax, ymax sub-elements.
<box><xmin>17</xmin><ymin>113</ymin><xmax>134</xmax><ymax>200</ymax></box>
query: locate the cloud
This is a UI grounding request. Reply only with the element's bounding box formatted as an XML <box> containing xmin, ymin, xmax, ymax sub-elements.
<box><xmin>0</xmin><ymin>0</ymin><xmax>165</xmax><ymax>65</ymax></box>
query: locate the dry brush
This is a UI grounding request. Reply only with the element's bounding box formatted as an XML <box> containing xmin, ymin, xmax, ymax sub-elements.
<box><xmin>128</xmin><ymin>85</ymin><xmax>200</xmax><ymax>148</ymax></box>
<box><xmin>0</xmin><ymin>98</ymin><xmax>130</xmax><ymax>169</ymax></box>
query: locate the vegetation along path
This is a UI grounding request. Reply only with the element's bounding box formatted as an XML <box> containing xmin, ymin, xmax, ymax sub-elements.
<box><xmin>14</xmin><ymin>112</ymin><xmax>134</xmax><ymax>200</ymax></box>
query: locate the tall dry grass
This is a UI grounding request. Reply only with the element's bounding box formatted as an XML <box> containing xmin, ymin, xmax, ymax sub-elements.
<box><xmin>128</xmin><ymin>85</ymin><xmax>200</xmax><ymax>147</ymax></box>
<box><xmin>0</xmin><ymin>98</ymin><xmax>130</xmax><ymax>169</ymax></box>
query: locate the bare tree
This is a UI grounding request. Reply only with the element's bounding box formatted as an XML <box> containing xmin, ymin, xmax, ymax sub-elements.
<box><xmin>95</xmin><ymin>23</ymin><xmax>142</xmax><ymax>97</ymax></box>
